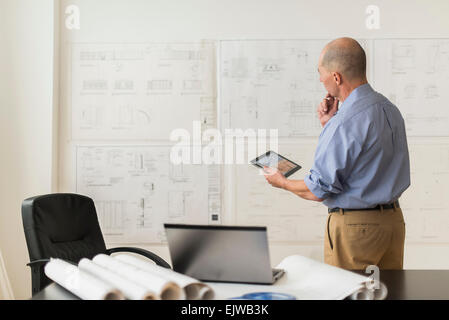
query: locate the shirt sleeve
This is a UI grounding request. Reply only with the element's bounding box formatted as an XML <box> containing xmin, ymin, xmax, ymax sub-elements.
<box><xmin>305</xmin><ymin>124</ymin><xmax>362</xmax><ymax>199</ymax></box>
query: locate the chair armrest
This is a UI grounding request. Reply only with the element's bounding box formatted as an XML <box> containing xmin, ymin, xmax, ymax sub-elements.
<box><xmin>27</xmin><ymin>259</ymin><xmax>77</xmax><ymax>267</ymax></box>
<box><xmin>26</xmin><ymin>259</ymin><xmax>52</xmax><ymax>295</ymax></box>
<box><xmin>27</xmin><ymin>259</ymin><xmax>51</xmax><ymax>268</ymax></box>
<box><xmin>105</xmin><ymin>247</ymin><xmax>171</xmax><ymax>269</ymax></box>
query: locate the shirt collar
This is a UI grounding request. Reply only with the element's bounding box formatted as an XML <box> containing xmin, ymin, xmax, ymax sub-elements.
<box><xmin>337</xmin><ymin>83</ymin><xmax>374</xmax><ymax>115</ymax></box>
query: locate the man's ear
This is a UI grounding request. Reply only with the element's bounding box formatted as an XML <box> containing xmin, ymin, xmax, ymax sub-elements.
<box><xmin>332</xmin><ymin>72</ymin><xmax>342</xmax><ymax>85</ymax></box>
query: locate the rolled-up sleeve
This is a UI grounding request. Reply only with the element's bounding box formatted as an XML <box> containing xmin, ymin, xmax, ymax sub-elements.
<box><xmin>305</xmin><ymin>169</ymin><xmax>334</xmax><ymax>199</ymax></box>
<box><xmin>305</xmin><ymin>124</ymin><xmax>362</xmax><ymax>200</ymax></box>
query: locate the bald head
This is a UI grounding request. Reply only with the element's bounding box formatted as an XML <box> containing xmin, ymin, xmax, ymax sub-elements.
<box><xmin>320</xmin><ymin>37</ymin><xmax>366</xmax><ymax>81</ymax></box>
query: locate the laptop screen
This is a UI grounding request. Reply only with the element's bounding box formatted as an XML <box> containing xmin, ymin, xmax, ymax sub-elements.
<box><xmin>164</xmin><ymin>224</ymin><xmax>274</xmax><ymax>284</ymax></box>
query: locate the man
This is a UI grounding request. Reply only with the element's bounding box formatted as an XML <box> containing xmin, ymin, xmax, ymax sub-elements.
<box><xmin>264</xmin><ymin>37</ymin><xmax>410</xmax><ymax>270</ymax></box>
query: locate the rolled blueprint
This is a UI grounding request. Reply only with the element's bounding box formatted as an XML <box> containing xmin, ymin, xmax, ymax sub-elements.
<box><xmin>115</xmin><ymin>254</ymin><xmax>215</xmax><ymax>300</ymax></box>
<box><xmin>78</xmin><ymin>258</ymin><xmax>157</xmax><ymax>300</ymax></box>
<box><xmin>92</xmin><ymin>254</ymin><xmax>182</xmax><ymax>300</ymax></box>
<box><xmin>44</xmin><ymin>258</ymin><xmax>123</xmax><ymax>300</ymax></box>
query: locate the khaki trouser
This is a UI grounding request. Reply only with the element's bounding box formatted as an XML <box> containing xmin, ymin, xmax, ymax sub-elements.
<box><xmin>324</xmin><ymin>207</ymin><xmax>405</xmax><ymax>270</ymax></box>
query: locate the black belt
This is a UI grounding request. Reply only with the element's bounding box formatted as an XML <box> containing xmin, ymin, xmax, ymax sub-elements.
<box><xmin>328</xmin><ymin>201</ymin><xmax>400</xmax><ymax>214</ymax></box>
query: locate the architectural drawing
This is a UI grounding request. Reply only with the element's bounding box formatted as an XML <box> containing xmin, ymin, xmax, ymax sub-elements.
<box><xmin>373</xmin><ymin>39</ymin><xmax>449</xmax><ymax>136</ymax></box>
<box><xmin>400</xmin><ymin>142</ymin><xmax>449</xmax><ymax>242</ymax></box>
<box><xmin>76</xmin><ymin>146</ymin><xmax>221</xmax><ymax>243</ymax></box>
<box><xmin>71</xmin><ymin>42</ymin><xmax>217</xmax><ymax>140</ymax></box>
<box><xmin>220</xmin><ymin>40</ymin><xmax>329</xmax><ymax>137</ymax></box>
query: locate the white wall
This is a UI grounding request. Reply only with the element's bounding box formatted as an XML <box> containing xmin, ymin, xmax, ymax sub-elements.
<box><xmin>0</xmin><ymin>0</ymin><xmax>56</xmax><ymax>299</ymax></box>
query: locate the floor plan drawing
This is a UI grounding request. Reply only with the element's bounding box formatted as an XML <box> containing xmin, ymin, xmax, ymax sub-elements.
<box><xmin>373</xmin><ymin>39</ymin><xmax>449</xmax><ymax>136</ymax></box>
<box><xmin>400</xmin><ymin>141</ymin><xmax>449</xmax><ymax>243</ymax></box>
<box><xmin>71</xmin><ymin>42</ymin><xmax>217</xmax><ymax>140</ymax></box>
<box><xmin>220</xmin><ymin>40</ymin><xmax>329</xmax><ymax>137</ymax></box>
<box><xmin>76</xmin><ymin>145</ymin><xmax>221</xmax><ymax>243</ymax></box>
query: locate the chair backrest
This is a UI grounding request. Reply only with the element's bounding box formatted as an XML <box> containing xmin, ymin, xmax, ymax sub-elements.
<box><xmin>21</xmin><ymin>193</ymin><xmax>107</xmax><ymax>264</ymax></box>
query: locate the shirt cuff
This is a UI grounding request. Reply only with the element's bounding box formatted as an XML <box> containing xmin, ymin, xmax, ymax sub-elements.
<box><xmin>304</xmin><ymin>173</ymin><xmax>329</xmax><ymax>200</ymax></box>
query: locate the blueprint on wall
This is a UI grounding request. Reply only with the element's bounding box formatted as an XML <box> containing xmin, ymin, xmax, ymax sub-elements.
<box><xmin>71</xmin><ymin>42</ymin><xmax>216</xmax><ymax>140</ymax></box>
<box><xmin>373</xmin><ymin>39</ymin><xmax>449</xmax><ymax>136</ymax></box>
<box><xmin>68</xmin><ymin>39</ymin><xmax>449</xmax><ymax>244</ymax></box>
<box><xmin>76</xmin><ymin>145</ymin><xmax>221</xmax><ymax>243</ymax></box>
<box><xmin>219</xmin><ymin>39</ymin><xmax>372</xmax><ymax>137</ymax></box>
<box><xmin>401</xmin><ymin>142</ymin><xmax>449</xmax><ymax>242</ymax></box>
<box><xmin>220</xmin><ymin>40</ymin><xmax>329</xmax><ymax>137</ymax></box>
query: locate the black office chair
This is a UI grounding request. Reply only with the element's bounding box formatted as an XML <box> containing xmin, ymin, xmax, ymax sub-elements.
<box><xmin>21</xmin><ymin>193</ymin><xmax>171</xmax><ymax>295</ymax></box>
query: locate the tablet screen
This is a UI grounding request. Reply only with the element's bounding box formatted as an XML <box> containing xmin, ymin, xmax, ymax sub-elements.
<box><xmin>250</xmin><ymin>151</ymin><xmax>301</xmax><ymax>177</ymax></box>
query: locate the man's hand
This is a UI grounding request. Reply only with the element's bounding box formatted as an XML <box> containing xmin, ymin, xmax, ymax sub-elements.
<box><xmin>263</xmin><ymin>167</ymin><xmax>323</xmax><ymax>201</ymax></box>
<box><xmin>317</xmin><ymin>93</ymin><xmax>339</xmax><ymax>127</ymax></box>
<box><xmin>263</xmin><ymin>166</ymin><xmax>288</xmax><ymax>189</ymax></box>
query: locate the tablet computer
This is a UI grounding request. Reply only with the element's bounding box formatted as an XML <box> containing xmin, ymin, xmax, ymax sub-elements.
<box><xmin>250</xmin><ymin>150</ymin><xmax>301</xmax><ymax>178</ymax></box>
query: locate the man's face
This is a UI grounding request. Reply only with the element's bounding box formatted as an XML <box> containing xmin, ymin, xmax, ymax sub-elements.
<box><xmin>318</xmin><ymin>51</ymin><xmax>339</xmax><ymax>98</ymax></box>
<box><xmin>318</xmin><ymin>64</ymin><xmax>338</xmax><ymax>97</ymax></box>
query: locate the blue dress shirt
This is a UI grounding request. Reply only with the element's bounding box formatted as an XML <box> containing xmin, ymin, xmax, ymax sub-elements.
<box><xmin>304</xmin><ymin>83</ymin><xmax>410</xmax><ymax>209</ymax></box>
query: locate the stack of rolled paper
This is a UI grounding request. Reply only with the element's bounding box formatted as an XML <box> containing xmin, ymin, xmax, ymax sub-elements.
<box><xmin>44</xmin><ymin>253</ymin><xmax>214</xmax><ymax>300</ymax></box>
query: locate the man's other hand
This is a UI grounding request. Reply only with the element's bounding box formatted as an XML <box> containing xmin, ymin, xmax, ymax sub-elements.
<box><xmin>317</xmin><ymin>93</ymin><xmax>339</xmax><ymax>127</ymax></box>
<box><xmin>263</xmin><ymin>166</ymin><xmax>287</xmax><ymax>189</ymax></box>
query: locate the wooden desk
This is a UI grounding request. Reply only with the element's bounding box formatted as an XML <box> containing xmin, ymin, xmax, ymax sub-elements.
<box><xmin>31</xmin><ymin>270</ymin><xmax>449</xmax><ymax>300</ymax></box>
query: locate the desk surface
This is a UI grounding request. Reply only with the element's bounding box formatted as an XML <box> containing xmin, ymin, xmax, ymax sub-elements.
<box><xmin>32</xmin><ymin>270</ymin><xmax>449</xmax><ymax>300</ymax></box>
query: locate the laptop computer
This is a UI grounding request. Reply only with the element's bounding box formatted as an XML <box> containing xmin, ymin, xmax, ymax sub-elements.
<box><xmin>164</xmin><ymin>224</ymin><xmax>285</xmax><ymax>284</ymax></box>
